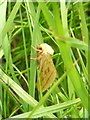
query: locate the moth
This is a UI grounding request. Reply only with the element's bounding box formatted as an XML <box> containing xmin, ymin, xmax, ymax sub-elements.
<box><xmin>33</xmin><ymin>43</ymin><xmax>57</xmax><ymax>92</ymax></box>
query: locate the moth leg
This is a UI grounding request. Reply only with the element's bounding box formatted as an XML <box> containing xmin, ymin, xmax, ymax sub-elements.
<box><xmin>30</xmin><ymin>54</ymin><xmax>42</xmax><ymax>60</ymax></box>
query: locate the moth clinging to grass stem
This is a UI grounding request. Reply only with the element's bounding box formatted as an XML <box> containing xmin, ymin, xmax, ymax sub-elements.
<box><xmin>32</xmin><ymin>43</ymin><xmax>57</xmax><ymax>92</ymax></box>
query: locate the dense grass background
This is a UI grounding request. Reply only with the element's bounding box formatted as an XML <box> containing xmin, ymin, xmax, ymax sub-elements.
<box><xmin>0</xmin><ymin>1</ymin><xmax>89</xmax><ymax>119</ymax></box>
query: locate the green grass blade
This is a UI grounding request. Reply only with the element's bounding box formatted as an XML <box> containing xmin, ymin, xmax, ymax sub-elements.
<box><xmin>11</xmin><ymin>98</ymin><xmax>81</xmax><ymax>118</ymax></box>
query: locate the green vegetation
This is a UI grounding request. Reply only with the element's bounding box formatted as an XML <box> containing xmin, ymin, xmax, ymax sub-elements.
<box><xmin>0</xmin><ymin>1</ymin><xmax>89</xmax><ymax>119</ymax></box>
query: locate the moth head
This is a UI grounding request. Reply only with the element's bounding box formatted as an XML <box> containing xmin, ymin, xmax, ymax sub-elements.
<box><xmin>38</xmin><ymin>43</ymin><xmax>54</xmax><ymax>55</ymax></box>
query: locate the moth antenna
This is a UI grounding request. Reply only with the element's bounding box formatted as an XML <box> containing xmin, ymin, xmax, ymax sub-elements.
<box><xmin>31</xmin><ymin>45</ymin><xmax>38</xmax><ymax>51</ymax></box>
<box><xmin>31</xmin><ymin>45</ymin><xmax>41</xmax><ymax>52</ymax></box>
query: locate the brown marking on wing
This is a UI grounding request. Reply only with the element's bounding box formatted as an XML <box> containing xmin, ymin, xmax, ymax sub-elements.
<box><xmin>42</xmin><ymin>67</ymin><xmax>56</xmax><ymax>92</ymax></box>
<box><xmin>37</xmin><ymin>53</ymin><xmax>56</xmax><ymax>92</ymax></box>
<box><xmin>47</xmin><ymin>67</ymin><xmax>50</xmax><ymax>72</ymax></box>
<box><xmin>44</xmin><ymin>67</ymin><xmax>50</xmax><ymax>75</ymax></box>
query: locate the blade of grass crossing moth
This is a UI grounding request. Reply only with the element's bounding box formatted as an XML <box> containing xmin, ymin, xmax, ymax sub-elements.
<box><xmin>25</xmin><ymin>2</ymin><xmax>43</xmax><ymax>99</ymax></box>
<box><xmin>29</xmin><ymin>6</ymin><xmax>41</xmax><ymax>98</ymax></box>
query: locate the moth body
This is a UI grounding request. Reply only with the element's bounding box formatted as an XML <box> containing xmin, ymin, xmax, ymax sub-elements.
<box><xmin>36</xmin><ymin>43</ymin><xmax>56</xmax><ymax>92</ymax></box>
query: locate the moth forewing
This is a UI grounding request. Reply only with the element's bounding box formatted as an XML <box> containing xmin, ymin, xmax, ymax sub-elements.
<box><xmin>37</xmin><ymin>43</ymin><xmax>57</xmax><ymax>92</ymax></box>
<box><xmin>40</xmin><ymin>54</ymin><xmax>56</xmax><ymax>92</ymax></box>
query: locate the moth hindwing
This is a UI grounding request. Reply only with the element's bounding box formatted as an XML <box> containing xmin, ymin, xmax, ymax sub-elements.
<box><xmin>35</xmin><ymin>43</ymin><xmax>57</xmax><ymax>92</ymax></box>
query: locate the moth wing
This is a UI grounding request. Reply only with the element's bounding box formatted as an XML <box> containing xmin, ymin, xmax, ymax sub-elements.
<box><xmin>38</xmin><ymin>53</ymin><xmax>56</xmax><ymax>92</ymax></box>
